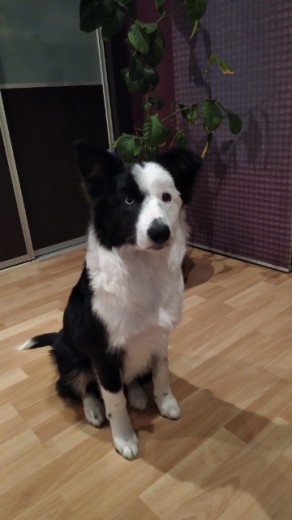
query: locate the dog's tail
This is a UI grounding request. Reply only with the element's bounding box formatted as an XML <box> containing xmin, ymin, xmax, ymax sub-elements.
<box><xmin>17</xmin><ymin>332</ymin><xmax>57</xmax><ymax>351</ymax></box>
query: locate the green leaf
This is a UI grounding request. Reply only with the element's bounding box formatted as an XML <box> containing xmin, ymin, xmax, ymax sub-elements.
<box><xmin>227</xmin><ymin>111</ymin><xmax>242</xmax><ymax>134</ymax></box>
<box><xmin>209</xmin><ymin>54</ymin><xmax>235</xmax><ymax>74</ymax></box>
<box><xmin>80</xmin><ymin>0</ymin><xmax>114</xmax><ymax>32</ymax></box>
<box><xmin>175</xmin><ymin>131</ymin><xmax>187</xmax><ymax>147</ymax></box>
<box><xmin>114</xmin><ymin>0</ymin><xmax>131</xmax><ymax>8</ymax></box>
<box><xmin>136</xmin><ymin>21</ymin><xmax>158</xmax><ymax>34</ymax></box>
<box><xmin>145</xmin><ymin>96</ymin><xmax>164</xmax><ymax>111</ymax></box>
<box><xmin>202</xmin><ymin>100</ymin><xmax>223</xmax><ymax>131</ymax></box>
<box><xmin>143</xmin><ymin>115</ymin><xmax>169</xmax><ymax>146</ymax></box>
<box><xmin>129</xmin><ymin>57</ymin><xmax>144</xmax><ymax>81</ymax></box>
<box><xmin>186</xmin><ymin>0</ymin><xmax>207</xmax><ymax>22</ymax></box>
<box><xmin>145</xmin><ymin>32</ymin><xmax>165</xmax><ymax>67</ymax></box>
<box><xmin>121</xmin><ymin>68</ymin><xmax>141</xmax><ymax>93</ymax></box>
<box><xmin>101</xmin><ymin>7</ymin><xmax>125</xmax><ymax>39</ymax></box>
<box><xmin>189</xmin><ymin>19</ymin><xmax>199</xmax><ymax>39</ymax></box>
<box><xmin>145</xmin><ymin>31</ymin><xmax>165</xmax><ymax>67</ymax></box>
<box><xmin>115</xmin><ymin>133</ymin><xmax>142</xmax><ymax>162</ymax></box>
<box><xmin>179</xmin><ymin>103</ymin><xmax>198</xmax><ymax>123</ymax></box>
<box><xmin>140</xmin><ymin>68</ymin><xmax>159</xmax><ymax>93</ymax></box>
<box><xmin>122</xmin><ymin>65</ymin><xmax>158</xmax><ymax>94</ymax></box>
<box><xmin>128</xmin><ymin>22</ymin><xmax>150</xmax><ymax>55</ymax></box>
<box><xmin>155</xmin><ymin>0</ymin><xmax>165</xmax><ymax>13</ymax></box>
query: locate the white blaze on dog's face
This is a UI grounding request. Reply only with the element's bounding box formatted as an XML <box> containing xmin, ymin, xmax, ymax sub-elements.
<box><xmin>132</xmin><ymin>162</ymin><xmax>182</xmax><ymax>250</ymax></box>
<box><xmin>75</xmin><ymin>143</ymin><xmax>202</xmax><ymax>251</ymax></box>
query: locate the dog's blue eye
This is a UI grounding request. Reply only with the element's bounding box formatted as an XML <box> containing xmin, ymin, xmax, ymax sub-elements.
<box><xmin>162</xmin><ymin>192</ymin><xmax>171</xmax><ymax>202</ymax></box>
<box><xmin>125</xmin><ymin>197</ymin><xmax>134</xmax><ymax>205</ymax></box>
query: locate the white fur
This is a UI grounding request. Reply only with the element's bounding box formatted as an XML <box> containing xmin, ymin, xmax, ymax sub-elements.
<box><xmin>122</xmin><ymin>326</ymin><xmax>168</xmax><ymax>384</ymax></box>
<box><xmin>132</xmin><ymin>162</ymin><xmax>182</xmax><ymax>250</ymax></box>
<box><xmin>100</xmin><ymin>388</ymin><xmax>138</xmax><ymax>460</ymax></box>
<box><xmin>83</xmin><ymin>394</ymin><xmax>105</xmax><ymax>427</ymax></box>
<box><xmin>86</xmin><ymin>209</ymin><xmax>186</xmax><ymax>350</ymax></box>
<box><xmin>17</xmin><ymin>339</ymin><xmax>37</xmax><ymax>351</ymax></box>
<box><xmin>127</xmin><ymin>381</ymin><xmax>148</xmax><ymax>411</ymax></box>
<box><xmin>153</xmin><ymin>356</ymin><xmax>180</xmax><ymax>419</ymax></box>
<box><xmin>156</xmin><ymin>393</ymin><xmax>180</xmax><ymax>419</ymax></box>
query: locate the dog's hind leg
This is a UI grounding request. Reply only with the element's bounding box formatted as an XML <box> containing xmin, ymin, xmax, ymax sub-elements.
<box><xmin>83</xmin><ymin>393</ymin><xmax>105</xmax><ymax>427</ymax></box>
<box><xmin>52</xmin><ymin>338</ymin><xmax>105</xmax><ymax>427</ymax></box>
<box><xmin>70</xmin><ymin>374</ymin><xmax>105</xmax><ymax>427</ymax></box>
<box><xmin>56</xmin><ymin>372</ymin><xmax>106</xmax><ymax>427</ymax></box>
<box><xmin>127</xmin><ymin>380</ymin><xmax>148</xmax><ymax>411</ymax></box>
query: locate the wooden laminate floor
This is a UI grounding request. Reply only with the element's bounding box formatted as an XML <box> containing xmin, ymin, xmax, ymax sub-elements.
<box><xmin>0</xmin><ymin>247</ymin><xmax>292</xmax><ymax>520</ymax></box>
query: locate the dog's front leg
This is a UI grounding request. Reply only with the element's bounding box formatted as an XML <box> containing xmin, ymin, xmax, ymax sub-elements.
<box><xmin>152</xmin><ymin>352</ymin><xmax>181</xmax><ymax>420</ymax></box>
<box><xmin>101</xmin><ymin>388</ymin><xmax>138</xmax><ymax>459</ymax></box>
<box><xmin>91</xmin><ymin>353</ymin><xmax>138</xmax><ymax>460</ymax></box>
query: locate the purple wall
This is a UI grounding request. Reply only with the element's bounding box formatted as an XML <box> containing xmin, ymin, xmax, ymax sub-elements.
<box><xmin>171</xmin><ymin>0</ymin><xmax>292</xmax><ymax>270</ymax></box>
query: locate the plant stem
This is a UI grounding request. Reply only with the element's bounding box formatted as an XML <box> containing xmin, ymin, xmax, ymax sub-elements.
<box><xmin>205</xmin><ymin>62</ymin><xmax>212</xmax><ymax>99</ymax></box>
<box><xmin>201</xmin><ymin>132</ymin><xmax>213</xmax><ymax>158</ymax></box>
<box><xmin>161</xmin><ymin>105</ymin><xmax>184</xmax><ymax>123</ymax></box>
<box><xmin>156</xmin><ymin>2</ymin><xmax>186</xmax><ymax>24</ymax></box>
<box><xmin>216</xmin><ymin>100</ymin><xmax>228</xmax><ymax>114</ymax></box>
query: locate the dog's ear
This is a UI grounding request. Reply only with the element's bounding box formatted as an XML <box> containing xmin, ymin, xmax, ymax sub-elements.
<box><xmin>74</xmin><ymin>141</ymin><xmax>123</xmax><ymax>199</ymax></box>
<box><xmin>156</xmin><ymin>147</ymin><xmax>202</xmax><ymax>204</ymax></box>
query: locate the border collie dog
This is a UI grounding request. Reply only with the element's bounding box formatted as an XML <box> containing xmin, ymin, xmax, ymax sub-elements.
<box><xmin>20</xmin><ymin>143</ymin><xmax>201</xmax><ymax>459</ymax></box>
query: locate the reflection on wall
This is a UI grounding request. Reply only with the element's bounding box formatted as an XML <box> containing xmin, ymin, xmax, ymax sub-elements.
<box><xmin>0</xmin><ymin>0</ymin><xmax>101</xmax><ymax>87</ymax></box>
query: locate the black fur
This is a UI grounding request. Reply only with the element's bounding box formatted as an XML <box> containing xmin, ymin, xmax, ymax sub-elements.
<box><xmin>58</xmin><ymin>267</ymin><xmax>123</xmax><ymax>397</ymax></box>
<box><xmin>29</xmin><ymin>333</ymin><xmax>57</xmax><ymax>348</ymax></box>
<box><xmin>157</xmin><ymin>147</ymin><xmax>202</xmax><ymax>204</ymax></box>
<box><xmin>75</xmin><ymin>142</ymin><xmax>145</xmax><ymax>249</ymax></box>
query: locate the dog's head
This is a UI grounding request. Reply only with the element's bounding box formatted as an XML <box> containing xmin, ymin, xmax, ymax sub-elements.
<box><xmin>75</xmin><ymin>142</ymin><xmax>202</xmax><ymax>251</ymax></box>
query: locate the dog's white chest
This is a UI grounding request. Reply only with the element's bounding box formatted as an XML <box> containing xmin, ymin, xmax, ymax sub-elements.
<box><xmin>86</xmin><ymin>230</ymin><xmax>185</xmax><ymax>348</ymax></box>
<box><xmin>91</xmin><ymin>257</ymin><xmax>183</xmax><ymax>347</ymax></box>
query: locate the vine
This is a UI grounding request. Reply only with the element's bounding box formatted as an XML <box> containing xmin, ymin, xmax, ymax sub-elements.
<box><xmin>80</xmin><ymin>0</ymin><xmax>242</xmax><ymax>161</ymax></box>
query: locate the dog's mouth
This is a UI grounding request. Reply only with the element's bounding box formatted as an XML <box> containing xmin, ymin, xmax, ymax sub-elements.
<box><xmin>149</xmin><ymin>245</ymin><xmax>164</xmax><ymax>251</ymax></box>
<box><xmin>147</xmin><ymin>241</ymin><xmax>172</xmax><ymax>251</ymax></box>
<box><xmin>134</xmin><ymin>238</ymin><xmax>172</xmax><ymax>252</ymax></box>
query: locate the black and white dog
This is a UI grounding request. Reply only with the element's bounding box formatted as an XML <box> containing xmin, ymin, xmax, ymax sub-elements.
<box><xmin>19</xmin><ymin>143</ymin><xmax>201</xmax><ymax>459</ymax></box>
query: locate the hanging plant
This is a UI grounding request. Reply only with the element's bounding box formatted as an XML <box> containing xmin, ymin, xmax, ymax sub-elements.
<box><xmin>80</xmin><ymin>0</ymin><xmax>242</xmax><ymax>162</ymax></box>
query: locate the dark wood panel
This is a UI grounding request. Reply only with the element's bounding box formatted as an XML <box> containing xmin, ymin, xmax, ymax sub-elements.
<box><xmin>0</xmin><ymin>131</ymin><xmax>26</xmax><ymax>263</ymax></box>
<box><xmin>2</xmin><ymin>85</ymin><xmax>108</xmax><ymax>250</ymax></box>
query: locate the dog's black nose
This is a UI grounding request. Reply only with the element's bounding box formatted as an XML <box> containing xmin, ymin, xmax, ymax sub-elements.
<box><xmin>147</xmin><ymin>219</ymin><xmax>170</xmax><ymax>245</ymax></box>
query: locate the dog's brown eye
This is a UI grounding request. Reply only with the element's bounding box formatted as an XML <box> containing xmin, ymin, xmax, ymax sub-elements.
<box><xmin>162</xmin><ymin>192</ymin><xmax>171</xmax><ymax>202</ymax></box>
<box><xmin>125</xmin><ymin>196</ymin><xmax>134</xmax><ymax>205</ymax></box>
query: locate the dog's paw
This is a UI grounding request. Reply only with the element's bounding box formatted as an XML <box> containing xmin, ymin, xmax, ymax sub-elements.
<box><xmin>113</xmin><ymin>432</ymin><xmax>139</xmax><ymax>460</ymax></box>
<box><xmin>128</xmin><ymin>383</ymin><xmax>148</xmax><ymax>411</ymax></box>
<box><xmin>83</xmin><ymin>395</ymin><xmax>105</xmax><ymax>427</ymax></box>
<box><xmin>156</xmin><ymin>393</ymin><xmax>180</xmax><ymax>420</ymax></box>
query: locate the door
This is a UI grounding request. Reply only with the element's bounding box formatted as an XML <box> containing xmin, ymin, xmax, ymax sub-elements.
<box><xmin>0</xmin><ymin>129</ymin><xmax>28</xmax><ymax>267</ymax></box>
<box><xmin>0</xmin><ymin>0</ymin><xmax>111</xmax><ymax>264</ymax></box>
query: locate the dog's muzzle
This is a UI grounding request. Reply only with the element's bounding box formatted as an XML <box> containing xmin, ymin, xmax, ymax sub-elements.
<box><xmin>147</xmin><ymin>218</ymin><xmax>170</xmax><ymax>246</ymax></box>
